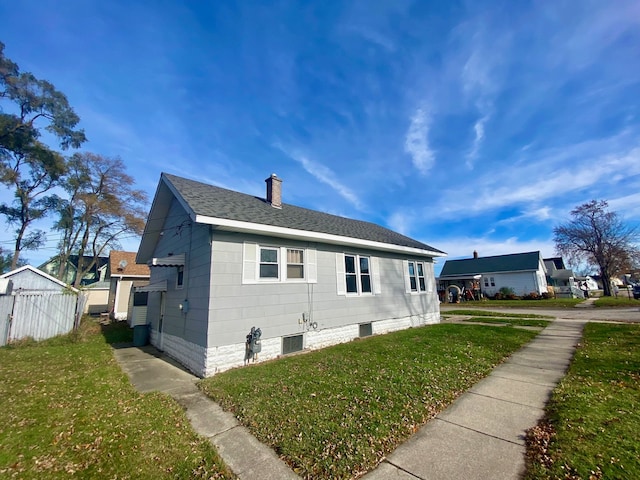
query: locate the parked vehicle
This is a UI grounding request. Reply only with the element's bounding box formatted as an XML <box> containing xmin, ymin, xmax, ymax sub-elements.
<box><xmin>633</xmin><ymin>284</ymin><xmax>640</xmax><ymax>300</ymax></box>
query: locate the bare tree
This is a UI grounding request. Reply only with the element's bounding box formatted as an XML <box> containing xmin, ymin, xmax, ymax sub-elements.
<box><xmin>54</xmin><ymin>152</ymin><xmax>147</xmax><ymax>287</ymax></box>
<box><xmin>554</xmin><ymin>200</ymin><xmax>639</xmax><ymax>296</ymax></box>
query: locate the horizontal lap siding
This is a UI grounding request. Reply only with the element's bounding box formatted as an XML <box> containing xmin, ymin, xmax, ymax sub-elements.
<box><xmin>146</xmin><ymin>199</ymin><xmax>212</xmax><ymax>348</ymax></box>
<box><xmin>207</xmin><ymin>232</ymin><xmax>439</xmax><ymax>348</ymax></box>
<box><xmin>484</xmin><ymin>272</ymin><xmax>543</xmax><ymax>296</ymax></box>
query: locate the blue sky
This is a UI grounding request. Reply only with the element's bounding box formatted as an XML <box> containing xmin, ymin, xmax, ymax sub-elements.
<box><xmin>1</xmin><ymin>0</ymin><xmax>639</xmax><ymax>275</ymax></box>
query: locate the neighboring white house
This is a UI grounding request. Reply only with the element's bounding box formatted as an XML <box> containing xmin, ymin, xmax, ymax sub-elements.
<box><xmin>136</xmin><ymin>173</ymin><xmax>446</xmax><ymax>377</ymax></box>
<box><xmin>438</xmin><ymin>251</ymin><xmax>548</xmax><ymax>299</ymax></box>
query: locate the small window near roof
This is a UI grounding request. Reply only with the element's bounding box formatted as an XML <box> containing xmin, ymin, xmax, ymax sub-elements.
<box><xmin>176</xmin><ymin>266</ymin><xmax>184</xmax><ymax>288</ymax></box>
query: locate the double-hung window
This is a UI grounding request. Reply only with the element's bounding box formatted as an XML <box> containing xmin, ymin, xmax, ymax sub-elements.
<box><xmin>243</xmin><ymin>243</ymin><xmax>317</xmax><ymax>284</ymax></box>
<box><xmin>286</xmin><ymin>249</ymin><xmax>304</xmax><ymax>279</ymax></box>
<box><xmin>343</xmin><ymin>254</ymin><xmax>372</xmax><ymax>294</ymax></box>
<box><xmin>407</xmin><ymin>261</ymin><xmax>426</xmax><ymax>292</ymax></box>
<box><xmin>259</xmin><ymin>247</ymin><xmax>279</xmax><ymax>279</ymax></box>
<box><xmin>405</xmin><ymin>260</ymin><xmax>432</xmax><ymax>294</ymax></box>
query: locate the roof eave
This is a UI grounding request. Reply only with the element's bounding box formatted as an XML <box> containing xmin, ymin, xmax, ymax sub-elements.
<box><xmin>195</xmin><ymin>214</ymin><xmax>446</xmax><ymax>258</ymax></box>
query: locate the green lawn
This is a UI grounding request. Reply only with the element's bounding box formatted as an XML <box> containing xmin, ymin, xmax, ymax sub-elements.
<box><xmin>0</xmin><ymin>320</ymin><xmax>234</xmax><ymax>480</ymax></box>
<box><xmin>463</xmin><ymin>317</ymin><xmax>550</xmax><ymax>328</ymax></box>
<box><xmin>525</xmin><ymin>323</ymin><xmax>640</xmax><ymax>479</ymax></box>
<box><xmin>593</xmin><ymin>295</ymin><xmax>640</xmax><ymax>307</ymax></box>
<box><xmin>444</xmin><ymin>309</ymin><xmax>554</xmax><ymax>319</ymax></box>
<box><xmin>200</xmin><ymin>323</ymin><xmax>539</xmax><ymax>479</ymax></box>
<box><xmin>447</xmin><ymin>298</ymin><xmax>583</xmax><ymax>308</ymax></box>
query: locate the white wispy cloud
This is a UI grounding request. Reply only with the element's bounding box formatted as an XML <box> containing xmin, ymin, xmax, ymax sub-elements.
<box><xmin>274</xmin><ymin>144</ymin><xmax>364</xmax><ymax>211</ymax></box>
<box><xmin>435</xmin><ymin>139</ymin><xmax>640</xmax><ymax>219</ymax></box>
<box><xmin>404</xmin><ymin>108</ymin><xmax>435</xmax><ymax>174</ymax></box>
<box><xmin>466</xmin><ymin>113</ymin><xmax>490</xmax><ymax>168</ymax></box>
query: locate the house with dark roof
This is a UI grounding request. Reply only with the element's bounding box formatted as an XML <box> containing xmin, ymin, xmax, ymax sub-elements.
<box><xmin>136</xmin><ymin>173</ymin><xmax>445</xmax><ymax>377</ymax></box>
<box><xmin>438</xmin><ymin>251</ymin><xmax>548</xmax><ymax>299</ymax></box>
<box><xmin>39</xmin><ymin>254</ymin><xmax>109</xmax><ymax>287</ymax></box>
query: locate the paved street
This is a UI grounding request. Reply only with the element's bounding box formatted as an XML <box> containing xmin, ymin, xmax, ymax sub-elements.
<box><xmin>440</xmin><ymin>302</ymin><xmax>640</xmax><ymax>323</ymax></box>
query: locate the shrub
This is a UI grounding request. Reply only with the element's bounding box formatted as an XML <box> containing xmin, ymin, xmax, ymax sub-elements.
<box><xmin>522</xmin><ymin>292</ymin><xmax>541</xmax><ymax>300</ymax></box>
<box><xmin>498</xmin><ymin>287</ymin><xmax>518</xmax><ymax>299</ymax></box>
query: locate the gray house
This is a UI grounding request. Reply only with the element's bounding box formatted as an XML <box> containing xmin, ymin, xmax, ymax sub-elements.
<box><xmin>438</xmin><ymin>251</ymin><xmax>548</xmax><ymax>299</ymax></box>
<box><xmin>136</xmin><ymin>173</ymin><xmax>445</xmax><ymax>377</ymax></box>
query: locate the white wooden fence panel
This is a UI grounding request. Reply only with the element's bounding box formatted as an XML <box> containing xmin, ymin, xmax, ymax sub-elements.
<box><xmin>0</xmin><ymin>291</ymin><xmax>78</xmax><ymax>346</ymax></box>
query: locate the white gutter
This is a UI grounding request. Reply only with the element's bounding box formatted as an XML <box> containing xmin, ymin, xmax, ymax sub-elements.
<box><xmin>193</xmin><ymin>214</ymin><xmax>446</xmax><ymax>258</ymax></box>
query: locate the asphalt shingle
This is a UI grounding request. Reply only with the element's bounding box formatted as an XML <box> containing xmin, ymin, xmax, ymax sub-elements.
<box><xmin>440</xmin><ymin>251</ymin><xmax>541</xmax><ymax>276</ymax></box>
<box><xmin>164</xmin><ymin>173</ymin><xmax>444</xmax><ymax>253</ymax></box>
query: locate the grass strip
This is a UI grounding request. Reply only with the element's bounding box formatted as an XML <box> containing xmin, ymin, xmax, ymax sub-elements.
<box><xmin>200</xmin><ymin>323</ymin><xmax>538</xmax><ymax>479</ymax></box>
<box><xmin>444</xmin><ymin>309</ymin><xmax>554</xmax><ymax>319</ymax></box>
<box><xmin>0</xmin><ymin>319</ymin><xmax>234</xmax><ymax>480</ymax></box>
<box><xmin>593</xmin><ymin>296</ymin><xmax>640</xmax><ymax>308</ymax></box>
<box><xmin>525</xmin><ymin>323</ymin><xmax>640</xmax><ymax>479</ymax></box>
<box><xmin>451</xmin><ymin>298</ymin><xmax>583</xmax><ymax>308</ymax></box>
<box><xmin>462</xmin><ymin>317</ymin><xmax>550</xmax><ymax>328</ymax></box>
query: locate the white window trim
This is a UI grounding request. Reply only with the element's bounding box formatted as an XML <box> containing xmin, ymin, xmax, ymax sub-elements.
<box><xmin>404</xmin><ymin>259</ymin><xmax>434</xmax><ymax>294</ymax></box>
<box><xmin>259</xmin><ymin>246</ymin><xmax>280</xmax><ymax>282</ymax></box>
<box><xmin>336</xmin><ymin>253</ymin><xmax>380</xmax><ymax>296</ymax></box>
<box><xmin>242</xmin><ymin>242</ymin><xmax>317</xmax><ymax>284</ymax></box>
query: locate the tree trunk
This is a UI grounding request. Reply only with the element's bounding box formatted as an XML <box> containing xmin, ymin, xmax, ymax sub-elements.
<box><xmin>601</xmin><ymin>273</ymin><xmax>612</xmax><ymax>296</ymax></box>
<box><xmin>11</xmin><ymin>223</ymin><xmax>27</xmax><ymax>270</ymax></box>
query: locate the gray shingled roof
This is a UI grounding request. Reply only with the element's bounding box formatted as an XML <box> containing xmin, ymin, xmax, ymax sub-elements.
<box><xmin>164</xmin><ymin>173</ymin><xmax>444</xmax><ymax>253</ymax></box>
<box><xmin>439</xmin><ymin>251</ymin><xmax>542</xmax><ymax>277</ymax></box>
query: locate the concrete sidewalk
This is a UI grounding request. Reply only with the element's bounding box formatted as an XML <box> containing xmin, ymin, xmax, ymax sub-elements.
<box><xmin>362</xmin><ymin>320</ymin><xmax>585</xmax><ymax>480</ymax></box>
<box><xmin>112</xmin><ymin>345</ymin><xmax>299</xmax><ymax>480</ymax></box>
<box><xmin>113</xmin><ymin>319</ymin><xmax>584</xmax><ymax>480</ymax></box>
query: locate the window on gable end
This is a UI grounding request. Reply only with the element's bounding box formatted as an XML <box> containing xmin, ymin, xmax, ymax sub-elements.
<box><xmin>176</xmin><ymin>265</ymin><xmax>184</xmax><ymax>289</ymax></box>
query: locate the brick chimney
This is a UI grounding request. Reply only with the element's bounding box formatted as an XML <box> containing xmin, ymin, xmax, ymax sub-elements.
<box><xmin>265</xmin><ymin>174</ymin><xmax>282</xmax><ymax>208</ymax></box>
<box><xmin>473</xmin><ymin>250</ymin><xmax>478</xmax><ymax>259</ymax></box>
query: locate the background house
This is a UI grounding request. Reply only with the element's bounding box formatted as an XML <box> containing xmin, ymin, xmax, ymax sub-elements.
<box><xmin>106</xmin><ymin>251</ymin><xmax>150</xmax><ymax>321</ymax></box>
<box><xmin>438</xmin><ymin>251</ymin><xmax>548</xmax><ymax>299</ymax></box>
<box><xmin>0</xmin><ymin>266</ymin><xmax>79</xmax><ymax>346</ymax></box>
<box><xmin>136</xmin><ymin>173</ymin><xmax>445</xmax><ymax>377</ymax></box>
<box><xmin>39</xmin><ymin>254</ymin><xmax>109</xmax><ymax>287</ymax></box>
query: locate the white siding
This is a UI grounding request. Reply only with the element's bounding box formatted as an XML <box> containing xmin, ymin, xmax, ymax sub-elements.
<box><xmin>482</xmin><ymin>271</ymin><xmax>547</xmax><ymax>296</ymax></box>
